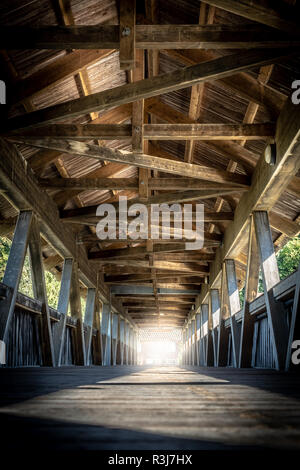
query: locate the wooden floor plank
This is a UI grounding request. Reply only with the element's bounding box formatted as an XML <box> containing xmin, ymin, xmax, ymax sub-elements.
<box><xmin>0</xmin><ymin>366</ymin><xmax>300</xmax><ymax>450</ymax></box>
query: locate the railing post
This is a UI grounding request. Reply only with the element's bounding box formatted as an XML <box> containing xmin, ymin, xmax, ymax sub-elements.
<box><xmin>239</xmin><ymin>216</ymin><xmax>259</xmax><ymax>367</ymax></box>
<box><xmin>225</xmin><ymin>260</ymin><xmax>241</xmax><ymax>367</ymax></box>
<box><xmin>254</xmin><ymin>211</ymin><xmax>289</xmax><ymax>370</ymax></box>
<box><xmin>28</xmin><ymin>216</ymin><xmax>55</xmax><ymax>366</ymax></box>
<box><xmin>84</xmin><ymin>287</ymin><xmax>96</xmax><ymax>365</ymax></box>
<box><xmin>53</xmin><ymin>258</ymin><xmax>73</xmax><ymax>367</ymax></box>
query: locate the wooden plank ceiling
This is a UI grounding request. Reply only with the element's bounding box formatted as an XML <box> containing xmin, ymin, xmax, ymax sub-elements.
<box><xmin>0</xmin><ymin>0</ymin><xmax>299</xmax><ymax>328</ymax></box>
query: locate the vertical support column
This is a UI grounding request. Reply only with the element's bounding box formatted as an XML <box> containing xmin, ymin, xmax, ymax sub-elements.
<box><xmin>191</xmin><ymin>318</ymin><xmax>196</xmax><ymax>365</ymax></box>
<box><xmin>0</xmin><ymin>211</ymin><xmax>32</xmax><ymax>351</ymax></box>
<box><xmin>111</xmin><ymin>312</ymin><xmax>119</xmax><ymax>366</ymax></box>
<box><xmin>69</xmin><ymin>262</ymin><xmax>86</xmax><ymax>365</ymax></box>
<box><xmin>225</xmin><ymin>260</ymin><xmax>241</xmax><ymax>367</ymax></box>
<box><xmin>129</xmin><ymin>327</ymin><xmax>134</xmax><ymax>365</ymax></box>
<box><xmin>53</xmin><ymin>258</ymin><xmax>73</xmax><ymax>366</ymax></box>
<box><xmin>101</xmin><ymin>303</ymin><xmax>111</xmax><ymax>366</ymax></box>
<box><xmin>181</xmin><ymin>328</ymin><xmax>186</xmax><ymax>365</ymax></box>
<box><xmin>28</xmin><ymin>217</ymin><xmax>55</xmax><ymax>366</ymax></box>
<box><xmin>203</xmin><ymin>303</ymin><xmax>214</xmax><ymax>366</ymax></box>
<box><xmin>125</xmin><ymin>321</ymin><xmax>130</xmax><ymax>365</ymax></box>
<box><xmin>210</xmin><ymin>289</ymin><xmax>220</xmax><ymax>367</ymax></box>
<box><xmin>84</xmin><ymin>287</ymin><xmax>96</xmax><ymax>366</ymax></box>
<box><xmin>196</xmin><ymin>312</ymin><xmax>201</xmax><ymax>366</ymax></box>
<box><xmin>118</xmin><ymin>319</ymin><xmax>125</xmax><ymax>365</ymax></box>
<box><xmin>239</xmin><ymin>216</ymin><xmax>259</xmax><ymax>367</ymax></box>
<box><xmin>254</xmin><ymin>211</ymin><xmax>289</xmax><ymax>370</ymax></box>
<box><xmin>92</xmin><ymin>299</ymin><xmax>102</xmax><ymax>365</ymax></box>
<box><xmin>187</xmin><ymin>322</ymin><xmax>192</xmax><ymax>365</ymax></box>
<box><xmin>119</xmin><ymin>0</ymin><xmax>136</xmax><ymax>71</ymax></box>
<box><xmin>218</xmin><ymin>264</ymin><xmax>230</xmax><ymax>366</ymax></box>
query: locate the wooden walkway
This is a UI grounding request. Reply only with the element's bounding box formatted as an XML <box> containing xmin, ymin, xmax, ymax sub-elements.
<box><xmin>0</xmin><ymin>366</ymin><xmax>300</xmax><ymax>450</ymax></box>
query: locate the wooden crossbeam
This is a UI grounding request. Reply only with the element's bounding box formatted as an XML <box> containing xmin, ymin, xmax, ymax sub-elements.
<box><xmin>90</xmin><ymin>245</ymin><xmax>215</xmax><ymax>261</ymax></box>
<box><xmin>1</xmin><ymin>24</ymin><xmax>298</xmax><ymax>49</ymax></box>
<box><xmin>7</xmin><ymin>122</ymin><xmax>275</xmax><ymax>140</ymax></box>
<box><xmin>3</xmin><ymin>49</ymin><xmax>290</xmax><ymax>132</ymax></box>
<box><xmin>98</xmin><ymin>258</ymin><xmax>210</xmax><ymax>274</ymax></box>
<box><xmin>38</xmin><ymin>176</ymin><xmax>243</xmax><ymax>192</ymax></box>
<box><xmin>21</xmin><ymin>139</ymin><xmax>250</xmax><ymax>186</ymax></box>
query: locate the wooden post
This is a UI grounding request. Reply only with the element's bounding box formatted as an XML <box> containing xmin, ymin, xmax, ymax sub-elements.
<box><xmin>210</xmin><ymin>289</ymin><xmax>220</xmax><ymax>366</ymax></box>
<box><xmin>217</xmin><ymin>264</ymin><xmax>230</xmax><ymax>366</ymax></box>
<box><xmin>28</xmin><ymin>217</ymin><xmax>55</xmax><ymax>366</ymax></box>
<box><xmin>254</xmin><ymin>211</ymin><xmax>289</xmax><ymax>370</ymax></box>
<box><xmin>101</xmin><ymin>303</ymin><xmax>111</xmax><ymax>365</ymax></box>
<box><xmin>92</xmin><ymin>298</ymin><xmax>102</xmax><ymax>365</ymax></box>
<box><xmin>84</xmin><ymin>287</ymin><xmax>96</xmax><ymax>365</ymax></box>
<box><xmin>111</xmin><ymin>312</ymin><xmax>119</xmax><ymax>365</ymax></box>
<box><xmin>119</xmin><ymin>0</ymin><xmax>136</xmax><ymax>71</ymax></box>
<box><xmin>239</xmin><ymin>216</ymin><xmax>259</xmax><ymax>367</ymax></box>
<box><xmin>196</xmin><ymin>312</ymin><xmax>201</xmax><ymax>366</ymax></box>
<box><xmin>225</xmin><ymin>259</ymin><xmax>241</xmax><ymax>367</ymax></box>
<box><xmin>69</xmin><ymin>261</ymin><xmax>86</xmax><ymax>365</ymax></box>
<box><xmin>203</xmin><ymin>303</ymin><xmax>214</xmax><ymax>366</ymax></box>
<box><xmin>285</xmin><ymin>263</ymin><xmax>300</xmax><ymax>370</ymax></box>
<box><xmin>118</xmin><ymin>318</ymin><xmax>125</xmax><ymax>365</ymax></box>
<box><xmin>0</xmin><ymin>211</ymin><xmax>32</xmax><ymax>353</ymax></box>
<box><xmin>124</xmin><ymin>322</ymin><xmax>130</xmax><ymax>365</ymax></box>
<box><xmin>53</xmin><ymin>258</ymin><xmax>73</xmax><ymax>366</ymax></box>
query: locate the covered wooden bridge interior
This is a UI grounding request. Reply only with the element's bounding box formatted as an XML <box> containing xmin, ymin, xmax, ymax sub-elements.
<box><xmin>1</xmin><ymin>0</ymin><xmax>300</xmax><ymax>451</ymax></box>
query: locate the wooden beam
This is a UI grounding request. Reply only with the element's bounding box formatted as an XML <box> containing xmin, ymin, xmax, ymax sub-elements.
<box><xmin>7</xmin><ymin>122</ymin><xmax>275</xmax><ymax>141</ymax></box>
<box><xmin>254</xmin><ymin>211</ymin><xmax>289</xmax><ymax>370</ymax></box>
<box><xmin>239</xmin><ymin>216</ymin><xmax>259</xmax><ymax>368</ymax></box>
<box><xmin>84</xmin><ymin>287</ymin><xmax>96</xmax><ymax>365</ymax></box>
<box><xmin>217</xmin><ymin>264</ymin><xmax>229</xmax><ymax>366</ymax></box>
<box><xmin>201</xmin><ymin>0</ymin><xmax>299</xmax><ymax>35</ymax></box>
<box><xmin>1</xmin><ymin>24</ymin><xmax>298</xmax><ymax>49</ymax></box>
<box><xmin>119</xmin><ymin>0</ymin><xmax>136</xmax><ymax>70</ymax></box>
<box><xmin>28</xmin><ymin>217</ymin><xmax>55</xmax><ymax>366</ymax></box>
<box><xmin>224</xmin><ymin>259</ymin><xmax>241</xmax><ymax>368</ymax></box>
<box><xmin>20</xmin><ymin>140</ymin><xmax>250</xmax><ymax>186</ymax></box>
<box><xmin>99</xmin><ymin>259</ymin><xmax>210</xmax><ymax>274</ymax></box>
<box><xmin>4</xmin><ymin>48</ymin><xmax>290</xmax><ymax>131</ymax></box>
<box><xmin>52</xmin><ymin>258</ymin><xmax>73</xmax><ymax>366</ymax></box>
<box><xmin>69</xmin><ymin>261</ymin><xmax>86</xmax><ymax>366</ymax></box>
<box><xmin>39</xmin><ymin>176</ymin><xmax>241</xmax><ymax>192</ymax></box>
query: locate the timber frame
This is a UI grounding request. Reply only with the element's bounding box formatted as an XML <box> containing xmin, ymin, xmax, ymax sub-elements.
<box><xmin>0</xmin><ymin>0</ymin><xmax>300</xmax><ymax>370</ymax></box>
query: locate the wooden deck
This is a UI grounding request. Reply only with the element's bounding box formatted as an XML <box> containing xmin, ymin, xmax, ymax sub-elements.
<box><xmin>1</xmin><ymin>365</ymin><xmax>300</xmax><ymax>450</ymax></box>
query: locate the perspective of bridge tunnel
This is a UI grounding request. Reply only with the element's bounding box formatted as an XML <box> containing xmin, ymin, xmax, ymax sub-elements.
<box><xmin>0</xmin><ymin>0</ymin><xmax>300</xmax><ymax>454</ymax></box>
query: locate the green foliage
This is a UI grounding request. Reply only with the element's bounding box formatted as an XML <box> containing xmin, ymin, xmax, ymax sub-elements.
<box><xmin>277</xmin><ymin>236</ymin><xmax>300</xmax><ymax>280</ymax></box>
<box><xmin>238</xmin><ymin>236</ymin><xmax>300</xmax><ymax>304</ymax></box>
